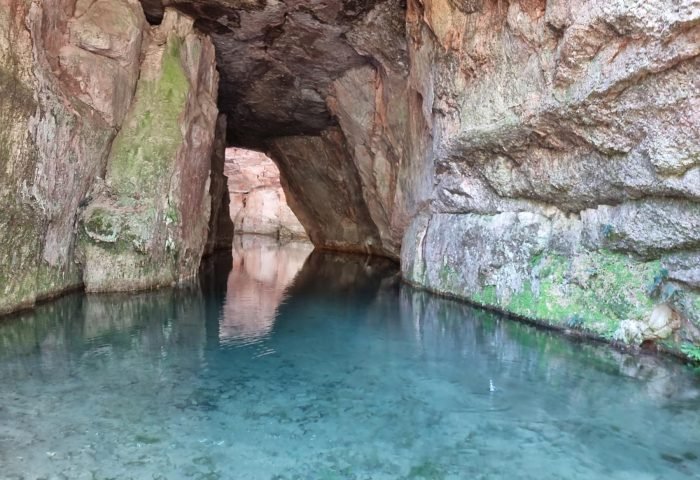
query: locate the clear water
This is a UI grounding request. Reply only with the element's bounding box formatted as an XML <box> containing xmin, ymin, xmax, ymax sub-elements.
<box><xmin>1</xmin><ymin>235</ymin><xmax>699</xmax><ymax>480</ymax></box>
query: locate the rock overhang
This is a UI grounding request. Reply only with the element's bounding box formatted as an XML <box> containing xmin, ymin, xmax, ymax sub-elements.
<box><xmin>138</xmin><ymin>0</ymin><xmax>401</xmax><ymax>147</ymax></box>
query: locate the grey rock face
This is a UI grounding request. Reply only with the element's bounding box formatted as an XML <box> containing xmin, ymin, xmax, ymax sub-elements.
<box><xmin>402</xmin><ymin>0</ymin><xmax>700</xmax><ymax>350</ymax></box>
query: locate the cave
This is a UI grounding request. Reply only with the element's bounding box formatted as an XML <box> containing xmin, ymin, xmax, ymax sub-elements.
<box><xmin>191</xmin><ymin>0</ymin><xmax>419</xmax><ymax>260</ymax></box>
<box><xmin>1</xmin><ymin>0</ymin><xmax>699</xmax><ymax>349</ymax></box>
<box><xmin>2</xmin><ymin>0</ymin><xmax>700</xmax><ymax>476</ymax></box>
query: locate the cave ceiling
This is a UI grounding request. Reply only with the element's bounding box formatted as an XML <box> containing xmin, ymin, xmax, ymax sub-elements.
<box><xmin>139</xmin><ymin>0</ymin><xmax>396</xmax><ymax>147</ymax></box>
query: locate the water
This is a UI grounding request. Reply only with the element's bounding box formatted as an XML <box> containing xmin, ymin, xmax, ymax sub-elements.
<box><xmin>1</xmin><ymin>235</ymin><xmax>699</xmax><ymax>480</ymax></box>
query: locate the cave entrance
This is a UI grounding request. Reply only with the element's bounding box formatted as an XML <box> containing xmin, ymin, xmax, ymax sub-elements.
<box><xmin>224</xmin><ymin>147</ymin><xmax>308</xmax><ymax>242</ymax></box>
<box><xmin>201</xmin><ymin>147</ymin><xmax>314</xmax><ymax>334</ymax></box>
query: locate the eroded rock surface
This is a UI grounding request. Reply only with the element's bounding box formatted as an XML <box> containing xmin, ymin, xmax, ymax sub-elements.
<box><xmin>401</xmin><ymin>0</ymin><xmax>700</xmax><ymax>348</ymax></box>
<box><xmin>226</xmin><ymin>147</ymin><xmax>307</xmax><ymax>240</ymax></box>
<box><xmin>0</xmin><ymin>0</ymin><xmax>147</xmax><ymax>313</ymax></box>
<box><xmin>2</xmin><ymin>0</ymin><xmax>699</xmax><ymax>357</ymax></box>
<box><xmin>1</xmin><ymin>1</ymin><xmax>223</xmax><ymax>305</ymax></box>
<box><xmin>81</xmin><ymin>8</ymin><xmax>219</xmax><ymax>292</ymax></box>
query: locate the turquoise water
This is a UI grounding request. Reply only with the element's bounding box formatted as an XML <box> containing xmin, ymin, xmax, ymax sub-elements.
<box><xmin>1</xmin><ymin>236</ymin><xmax>699</xmax><ymax>479</ymax></box>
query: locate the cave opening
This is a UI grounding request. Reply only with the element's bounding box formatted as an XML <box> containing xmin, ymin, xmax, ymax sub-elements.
<box><xmin>0</xmin><ymin>0</ymin><xmax>411</xmax><ymax>309</ymax></box>
<box><xmin>222</xmin><ymin>147</ymin><xmax>308</xmax><ymax>242</ymax></box>
<box><xmin>186</xmin><ymin>0</ymin><xmax>414</xmax><ymax>262</ymax></box>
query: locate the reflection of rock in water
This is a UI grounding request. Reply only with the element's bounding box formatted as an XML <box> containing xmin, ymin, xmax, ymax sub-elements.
<box><xmin>0</xmin><ymin>286</ymin><xmax>208</xmax><ymax>380</ymax></box>
<box><xmin>280</xmin><ymin>249</ymin><xmax>400</xmax><ymax>308</ymax></box>
<box><xmin>398</xmin><ymin>286</ymin><xmax>700</xmax><ymax>407</ymax></box>
<box><xmin>220</xmin><ymin>235</ymin><xmax>313</xmax><ymax>345</ymax></box>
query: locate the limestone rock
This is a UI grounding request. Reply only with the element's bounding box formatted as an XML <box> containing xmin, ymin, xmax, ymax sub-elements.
<box><xmin>401</xmin><ymin>0</ymin><xmax>700</xmax><ymax>348</ymax></box>
<box><xmin>581</xmin><ymin>200</ymin><xmax>700</xmax><ymax>258</ymax></box>
<box><xmin>662</xmin><ymin>252</ymin><xmax>700</xmax><ymax>289</ymax></box>
<box><xmin>613</xmin><ymin>305</ymin><xmax>681</xmax><ymax>345</ymax></box>
<box><xmin>402</xmin><ymin>209</ymin><xmax>677</xmax><ymax>340</ymax></box>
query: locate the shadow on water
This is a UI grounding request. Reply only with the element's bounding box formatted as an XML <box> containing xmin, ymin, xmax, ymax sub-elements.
<box><xmin>0</xmin><ymin>235</ymin><xmax>699</xmax><ymax>479</ymax></box>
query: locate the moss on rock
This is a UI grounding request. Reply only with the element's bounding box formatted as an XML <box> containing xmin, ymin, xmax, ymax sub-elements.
<box><xmin>106</xmin><ymin>36</ymin><xmax>189</xmax><ymax>197</ymax></box>
<box><xmin>84</xmin><ymin>207</ymin><xmax>122</xmax><ymax>242</ymax></box>
<box><xmin>0</xmin><ymin>203</ymin><xmax>43</xmax><ymax>314</ymax></box>
<box><xmin>78</xmin><ymin>9</ymin><xmax>219</xmax><ymax>293</ymax></box>
<box><xmin>503</xmin><ymin>251</ymin><xmax>658</xmax><ymax>335</ymax></box>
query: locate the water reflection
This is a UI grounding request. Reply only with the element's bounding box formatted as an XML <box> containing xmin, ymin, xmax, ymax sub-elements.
<box><xmin>219</xmin><ymin>234</ymin><xmax>313</xmax><ymax>347</ymax></box>
<box><xmin>0</xmin><ymin>286</ymin><xmax>207</xmax><ymax>380</ymax></box>
<box><xmin>0</xmin><ymin>246</ymin><xmax>698</xmax><ymax>479</ymax></box>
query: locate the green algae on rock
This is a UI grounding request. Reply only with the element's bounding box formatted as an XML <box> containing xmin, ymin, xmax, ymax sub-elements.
<box><xmin>402</xmin><ymin>209</ymin><xmax>700</xmax><ymax>360</ymax></box>
<box><xmin>80</xmin><ymin>8</ymin><xmax>219</xmax><ymax>292</ymax></box>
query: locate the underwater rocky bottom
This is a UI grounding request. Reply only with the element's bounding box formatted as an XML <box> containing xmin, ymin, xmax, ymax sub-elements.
<box><xmin>0</xmin><ymin>236</ymin><xmax>699</xmax><ymax>479</ymax></box>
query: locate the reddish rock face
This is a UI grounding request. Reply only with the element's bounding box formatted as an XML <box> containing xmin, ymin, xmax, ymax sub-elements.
<box><xmin>0</xmin><ymin>0</ymin><xmax>148</xmax><ymax>313</ymax></box>
<box><xmin>1</xmin><ymin>1</ymin><xmax>225</xmax><ymax>303</ymax></box>
<box><xmin>81</xmin><ymin>8</ymin><xmax>220</xmax><ymax>292</ymax></box>
<box><xmin>220</xmin><ymin>235</ymin><xmax>313</xmax><ymax>344</ymax></box>
<box><xmin>226</xmin><ymin>148</ymin><xmax>307</xmax><ymax>240</ymax></box>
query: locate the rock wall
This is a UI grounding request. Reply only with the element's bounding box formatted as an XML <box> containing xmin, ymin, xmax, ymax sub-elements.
<box><xmin>226</xmin><ymin>147</ymin><xmax>308</xmax><ymax>240</ymax></box>
<box><xmin>264</xmin><ymin>0</ymin><xmax>432</xmax><ymax>257</ymax></box>
<box><xmin>81</xmin><ymin>8</ymin><xmax>219</xmax><ymax>292</ymax></box>
<box><xmin>401</xmin><ymin>0</ymin><xmax>700</xmax><ymax>349</ymax></box>
<box><xmin>204</xmin><ymin>114</ymin><xmax>235</xmax><ymax>256</ymax></box>
<box><xmin>1</xmin><ymin>2</ymin><xmax>224</xmax><ymax>308</ymax></box>
<box><xmin>0</xmin><ymin>0</ymin><xmax>147</xmax><ymax>314</ymax></box>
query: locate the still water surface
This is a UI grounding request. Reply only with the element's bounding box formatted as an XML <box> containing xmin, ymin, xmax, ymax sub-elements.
<box><xmin>1</xmin><ymin>235</ymin><xmax>699</xmax><ymax>479</ymax></box>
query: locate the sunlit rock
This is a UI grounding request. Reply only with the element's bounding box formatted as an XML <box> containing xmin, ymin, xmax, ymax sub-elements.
<box><xmin>226</xmin><ymin>148</ymin><xmax>307</xmax><ymax>240</ymax></box>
